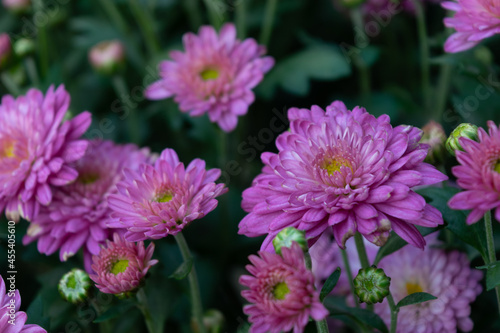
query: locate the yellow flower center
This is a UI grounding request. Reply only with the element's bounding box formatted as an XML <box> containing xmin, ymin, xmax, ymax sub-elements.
<box><xmin>272</xmin><ymin>282</ymin><xmax>290</xmax><ymax>300</ymax></box>
<box><xmin>494</xmin><ymin>160</ymin><xmax>500</xmax><ymax>174</ymax></box>
<box><xmin>78</xmin><ymin>172</ymin><xmax>100</xmax><ymax>184</ymax></box>
<box><xmin>406</xmin><ymin>282</ymin><xmax>423</xmax><ymax>295</ymax></box>
<box><xmin>155</xmin><ymin>192</ymin><xmax>173</xmax><ymax>203</ymax></box>
<box><xmin>0</xmin><ymin>141</ymin><xmax>14</xmax><ymax>158</ymax></box>
<box><xmin>200</xmin><ymin>68</ymin><xmax>219</xmax><ymax>81</ymax></box>
<box><xmin>323</xmin><ymin>157</ymin><xmax>352</xmax><ymax>175</ymax></box>
<box><xmin>111</xmin><ymin>259</ymin><xmax>129</xmax><ymax>275</ymax></box>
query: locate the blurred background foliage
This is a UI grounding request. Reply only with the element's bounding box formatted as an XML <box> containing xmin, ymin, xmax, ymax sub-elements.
<box><xmin>1</xmin><ymin>0</ymin><xmax>500</xmax><ymax>332</ymax></box>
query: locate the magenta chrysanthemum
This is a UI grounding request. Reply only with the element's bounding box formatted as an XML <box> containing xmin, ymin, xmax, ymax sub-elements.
<box><xmin>448</xmin><ymin>121</ymin><xmax>500</xmax><ymax>223</ymax></box>
<box><xmin>23</xmin><ymin>140</ymin><xmax>151</xmax><ymax>271</ymax></box>
<box><xmin>0</xmin><ymin>275</ymin><xmax>47</xmax><ymax>333</ymax></box>
<box><xmin>108</xmin><ymin>148</ymin><xmax>227</xmax><ymax>241</ymax></box>
<box><xmin>89</xmin><ymin>233</ymin><xmax>158</xmax><ymax>295</ymax></box>
<box><xmin>0</xmin><ymin>85</ymin><xmax>91</xmax><ymax>221</ymax></box>
<box><xmin>239</xmin><ymin>101</ymin><xmax>447</xmax><ymax>251</ymax></box>
<box><xmin>442</xmin><ymin>0</ymin><xmax>500</xmax><ymax>53</ymax></box>
<box><xmin>145</xmin><ymin>23</ymin><xmax>274</xmax><ymax>132</ymax></box>
<box><xmin>239</xmin><ymin>243</ymin><xmax>328</xmax><ymax>333</ymax></box>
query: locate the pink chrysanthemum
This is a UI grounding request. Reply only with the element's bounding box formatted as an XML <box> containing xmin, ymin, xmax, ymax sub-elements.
<box><xmin>89</xmin><ymin>233</ymin><xmax>158</xmax><ymax>295</ymax></box>
<box><xmin>239</xmin><ymin>243</ymin><xmax>329</xmax><ymax>333</ymax></box>
<box><xmin>442</xmin><ymin>0</ymin><xmax>500</xmax><ymax>53</ymax></box>
<box><xmin>239</xmin><ymin>101</ymin><xmax>447</xmax><ymax>251</ymax></box>
<box><xmin>0</xmin><ymin>85</ymin><xmax>91</xmax><ymax>221</ymax></box>
<box><xmin>145</xmin><ymin>23</ymin><xmax>274</xmax><ymax>132</ymax></box>
<box><xmin>448</xmin><ymin>121</ymin><xmax>500</xmax><ymax>223</ymax></box>
<box><xmin>0</xmin><ymin>275</ymin><xmax>47</xmax><ymax>333</ymax></box>
<box><xmin>23</xmin><ymin>140</ymin><xmax>150</xmax><ymax>271</ymax></box>
<box><xmin>108</xmin><ymin>148</ymin><xmax>227</xmax><ymax>241</ymax></box>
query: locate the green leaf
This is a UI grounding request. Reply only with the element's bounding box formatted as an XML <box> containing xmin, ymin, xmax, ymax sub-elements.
<box><xmin>320</xmin><ymin>267</ymin><xmax>341</xmax><ymax>302</ymax></box>
<box><xmin>169</xmin><ymin>258</ymin><xmax>193</xmax><ymax>280</ymax></box>
<box><xmin>94</xmin><ymin>301</ymin><xmax>135</xmax><ymax>323</ymax></box>
<box><xmin>478</xmin><ymin>261</ymin><xmax>500</xmax><ymax>291</ymax></box>
<box><xmin>26</xmin><ymin>293</ymin><xmax>50</xmax><ymax>330</ymax></box>
<box><xmin>396</xmin><ymin>292</ymin><xmax>437</xmax><ymax>309</ymax></box>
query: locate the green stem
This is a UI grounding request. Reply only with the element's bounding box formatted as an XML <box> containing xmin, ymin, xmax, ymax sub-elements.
<box><xmin>0</xmin><ymin>72</ymin><xmax>20</xmax><ymax>96</ymax></box>
<box><xmin>315</xmin><ymin>318</ymin><xmax>329</xmax><ymax>333</ymax></box>
<box><xmin>183</xmin><ymin>0</ymin><xmax>203</xmax><ymax>30</ymax></box>
<box><xmin>354</xmin><ymin>233</ymin><xmax>373</xmax><ymax>311</ymax></box>
<box><xmin>259</xmin><ymin>0</ymin><xmax>278</xmax><ymax>47</ymax></box>
<box><xmin>24</xmin><ymin>57</ymin><xmax>40</xmax><ymax>87</ymax></box>
<box><xmin>411</xmin><ymin>0</ymin><xmax>431</xmax><ymax>111</ymax></box>
<box><xmin>387</xmin><ymin>292</ymin><xmax>398</xmax><ymax>333</ymax></box>
<box><xmin>99</xmin><ymin>0</ymin><xmax>129</xmax><ymax>36</ymax></box>
<box><xmin>349</xmin><ymin>8</ymin><xmax>371</xmax><ymax>100</ymax></box>
<box><xmin>304</xmin><ymin>251</ymin><xmax>312</xmax><ymax>271</ymax></box>
<box><xmin>235</xmin><ymin>0</ymin><xmax>247</xmax><ymax>39</ymax></box>
<box><xmin>89</xmin><ymin>297</ymin><xmax>113</xmax><ymax>333</ymax></box>
<box><xmin>129</xmin><ymin>0</ymin><xmax>160</xmax><ymax>57</ymax></box>
<box><xmin>174</xmin><ymin>232</ymin><xmax>207</xmax><ymax>333</ymax></box>
<box><xmin>111</xmin><ymin>75</ymin><xmax>140</xmax><ymax>144</ymax></box>
<box><xmin>202</xmin><ymin>0</ymin><xmax>224</xmax><ymax>28</ymax></box>
<box><xmin>484</xmin><ymin>210</ymin><xmax>500</xmax><ymax>316</ymax></box>
<box><xmin>136</xmin><ymin>288</ymin><xmax>158</xmax><ymax>333</ymax></box>
<box><xmin>34</xmin><ymin>0</ymin><xmax>49</xmax><ymax>77</ymax></box>
<box><xmin>341</xmin><ymin>249</ymin><xmax>359</xmax><ymax>308</ymax></box>
<box><xmin>434</xmin><ymin>63</ymin><xmax>453</xmax><ymax>121</ymax></box>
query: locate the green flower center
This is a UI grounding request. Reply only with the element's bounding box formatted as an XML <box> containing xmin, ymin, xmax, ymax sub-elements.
<box><xmin>200</xmin><ymin>68</ymin><xmax>219</xmax><ymax>81</ymax></box>
<box><xmin>406</xmin><ymin>282</ymin><xmax>423</xmax><ymax>295</ymax></box>
<box><xmin>111</xmin><ymin>259</ymin><xmax>129</xmax><ymax>275</ymax></box>
<box><xmin>323</xmin><ymin>157</ymin><xmax>352</xmax><ymax>175</ymax></box>
<box><xmin>272</xmin><ymin>282</ymin><xmax>290</xmax><ymax>300</ymax></box>
<box><xmin>0</xmin><ymin>141</ymin><xmax>14</xmax><ymax>158</ymax></box>
<box><xmin>67</xmin><ymin>275</ymin><xmax>77</xmax><ymax>289</ymax></box>
<box><xmin>78</xmin><ymin>172</ymin><xmax>100</xmax><ymax>184</ymax></box>
<box><xmin>494</xmin><ymin>160</ymin><xmax>500</xmax><ymax>174</ymax></box>
<box><xmin>155</xmin><ymin>192</ymin><xmax>173</xmax><ymax>203</ymax></box>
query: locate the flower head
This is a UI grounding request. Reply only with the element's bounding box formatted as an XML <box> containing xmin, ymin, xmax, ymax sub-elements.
<box><xmin>442</xmin><ymin>0</ymin><xmax>500</xmax><ymax>53</ymax></box>
<box><xmin>108</xmin><ymin>148</ymin><xmax>227</xmax><ymax>241</ymax></box>
<box><xmin>0</xmin><ymin>85</ymin><xmax>91</xmax><ymax>221</ymax></box>
<box><xmin>89</xmin><ymin>40</ymin><xmax>125</xmax><ymax>75</ymax></box>
<box><xmin>445</xmin><ymin>123</ymin><xmax>478</xmax><ymax>156</ymax></box>
<box><xmin>58</xmin><ymin>269</ymin><xmax>92</xmax><ymax>304</ymax></box>
<box><xmin>239</xmin><ymin>243</ymin><xmax>328</xmax><ymax>333</ymax></box>
<box><xmin>448</xmin><ymin>121</ymin><xmax>500</xmax><ymax>223</ymax></box>
<box><xmin>23</xmin><ymin>140</ymin><xmax>150</xmax><ymax>271</ymax></box>
<box><xmin>89</xmin><ymin>233</ymin><xmax>158</xmax><ymax>295</ymax></box>
<box><xmin>421</xmin><ymin>120</ymin><xmax>446</xmax><ymax>165</ymax></box>
<box><xmin>145</xmin><ymin>23</ymin><xmax>274</xmax><ymax>132</ymax></box>
<box><xmin>239</xmin><ymin>101</ymin><xmax>447</xmax><ymax>251</ymax></box>
<box><xmin>0</xmin><ymin>275</ymin><xmax>47</xmax><ymax>333</ymax></box>
<box><xmin>353</xmin><ymin>266</ymin><xmax>391</xmax><ymax>304</ymax></box>
<box><xmin>273</xmin><ymin>227</ymin><xmax>308</xmax><ymax>255</ymax></box>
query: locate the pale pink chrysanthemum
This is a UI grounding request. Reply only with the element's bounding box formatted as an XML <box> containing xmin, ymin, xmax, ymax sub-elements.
<box><xmin>239</xmin><ymin>243</ymin><xmax>329</xmax><ymax>333</ymax></box>
<box><xmin>448</xmin><ymin>121</ymin><xmax>500</xmax><ymax>223</ymax></box>
<box><xmin>442</xmin><ymin>0</ymin><xmax>500</xmax><ymax>53</ymax></box>
<box><xmin>0</xmin><ymin>275</ymin><xmax>47</xmax><ymax>333</ymax></box>
<box><xmin>107</xmin><ymin>148</ymin><xmax>227</xmax><ymax>241</ymax></box>
<box><xmin>23</xmin><ymin>140</ymin><xmax>151</xmax><ymax>271</ymax></box>
<box><xmin>239</xmin><ymin>101</ymin><xmax>447</xmax><ymax>252</ymax></box>
<box><xmin>145</xmin><ymin>23</ymin><xmax>274</xmax><ymax>132</ymax></box>
<box><xmin>0</xmin><ymin>85</ymin><xmax>91</xmax><ymax>221</ymax></box>
<box><xmin>89</xmin><ymin>233</ymin><xmax>158</xmax><ymax>295</ymax></box>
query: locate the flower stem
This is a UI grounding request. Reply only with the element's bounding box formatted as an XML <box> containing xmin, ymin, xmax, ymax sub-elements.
<box><xmin>24</xmin><ymin>57</ymin><xmax>40</xmax><ymax>87</ymax></box>
<box><xmin>259</xmin><ymin>0</ymin><xmax>278</xmax><ymax>47</ymax></box>
<box><xmin>0</xmin><ymin>72</ymin><xmax>20</xmax><ymax>96</ymax></box>
<box><xmin>434</xmin><ymin>63</ymin><xmax>453</xmax><ymax>121</ymax></box>
<box><xmin>33</xmin><ymin>0</ymin><xmax>49</xmax><ymax>77</ymax></box>
<box><xmin>354</xmin><ymin>233</ymin><xmax>373</xmax><ymax>311</ymax></box>
<box><xmin>411</xmin><ymin>0</ymin><xmax>431</xmax><ymax>111</ymax></box>
<box><xmin>386</xmin><ymin>292</ymin><xmax>398</xmax><ymax>333</ymax></box>
<box><xmin>235</xmin><ymin>0</ymin><xmax>247</xmax><ymax>39</ymax></box>
<box><xmin>341</xmin><ymin>249</ymin><xmax>359</xmax><ymax>308</ymax></box>
<box><xmin>129</xmin><ymin>0</ymin><xmax>160</xmax><ymax>57</ymax></box>
<box><xmin>202</xmin><ymin>0</ymin><xmax>224</xmax><ymax>28</ymax></box>
<box><xmin>111</xmin><ymin>75</ymin><xmax>140</xmax><ymax>144</ymax></box>
<box><xmin>136</xmin><ymin>288</ymin><xmax>159</xmax><ymax>333</ymax></box>
<box><xmin>174</xmin><ymin>232</ymin><xmax>207</xmax><ymax>333</ymax></box>
<box><xmin>349</xmin><ymin>8</ymin><xmax>371</xmax><ymax>101</ymax></box>
<box><xmin>316</xmin><ymin>318</ymin><xmax>329</xmax><ymax>333</ymax></box>
<box><xmin>484</xmin><ymin>210</ymin><xmax>500</xmax><ymax>316</ymax></box>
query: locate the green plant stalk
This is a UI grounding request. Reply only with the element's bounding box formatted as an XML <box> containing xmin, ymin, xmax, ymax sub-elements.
<box><xmin>235</xmin><ymin>0</ymin><xmax>247</xmax><ymax>39</ymax></box>
<box><xmin>387</xmin><ymin>292</ymin><xmax>398</xmax><ymax>333</ymax></box>
<box><xmin>89</xmin><ymin>297</ymin><xmax>113</xmax><ymax>333</ymax></box>
<box><xmin>33</xmin><ymin>0</ymin><xmax>49</xmax><ymax>77</ymax></box>
<box><xmin>434</xmin><ymin>63</ymin><xmax>453</xmax><ymax>121</ymax></box>
<box><xmin>111</xmin><ymin>75</ymin><xmax>140</xmax><ymax>144</ymax></box>
<box><xmin>259</xmin><ymin>0</ymin><xmax>278</xmax><ymax>47</ymax></box>
<box><xmin>411</xmin><ymin>0</ymin><xmax>431</xmax><ymax>111</ymax></box>
<box><xmin>304</xmin><ymin>251</ymin><xmax>312</xmax><ymax>271</ymax></box>
<box><xmin>174</xmin><ymin>232</ymin><xmax>207</xmax><ymax>333</ymax></box>
<box><xmin>129</xmin><ymin>0</ymin><xmax>160</xmax><ymax>57</ymax></box>
<box><xmin>484</xmin><ymin>210</ymin><xmax>500</xmax><ymax>316</ymax></box>
<box><xmin>183</xmin><ymin>0</ymin><xmax>203</xmax><ymax>30</ymax></box>
<box><xmin>203</xmin><ymin>0</ymin><xmax>224</xmax><ymax>28</ymax></box>
<box><xmin>0</xmin><ymin>72</ymin><xmax>21</xmax><ymax>96</ymax></box>
<box><xmin>349</xmin><ymin>8</ymin><xmax>371</xmax><ymax>100</ymax></box>
<box><xmin>136</xmin><ymin>288</ymin><xmax>159</xmax><ymax>333</ymax></box>
<box><xmin>341</xmin><ymin>249</ymin><xmax>359</xmax><ymax>308</ymax></box>
<box><xmin>99</xmin><ymin>0</ymin><xmax>129</xmax><ymax>35</ymax></box>
<box><xmin>24</xmin><ymin>57</ymin><xmax>40</xmax><ymax>87</ymax></box>
<box><xmin>316</xmin><ymin>318</ymin><xmax>329</xmax><ymax>333</ymax></box>
<box><xmin>354</xmin><ymin>232</ymin><xmax>373</xmax><ymax>311</ymax></box>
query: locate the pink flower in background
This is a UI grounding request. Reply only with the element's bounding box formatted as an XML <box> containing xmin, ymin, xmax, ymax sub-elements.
<box><xmin>90</xmin><ymin>233</ymin><xmax>158</xmax><ymax>295</ymax></box>
<box><xmin>239</xmin><ymin>243</ymin><xmax>328</xmax><ymax>333</ymax></box>
<box><xmin>145</xmin><ymin>23</ymin><xmax>274</xmax><ymax>132</ymax></box>
<box><xmin>0</xmin><ymin>86</ymin><xmax>91</xmax><ymax>221</ymax></box>
<box><xmin>2</xmin><ymin>0</ymin><xmax>30</xmax><ymax>12</ymax></box>
<box><xmin>448</xmin><ymin>121</ymin><xmax>500</xmax><ymax>223</ymax></box>
<box><xmin>89</xmin><ymin>40</ymin><xmax>125</xmax><ymax>75</ymax></box>
<box><xmin>108</xmin><ymin>148</ymin><xmax>227</xmax><ymax>241</ymax></box>
<box><xmin>442</xmin><ymin>0</ymin><xmax>500</xmax><ymax>52</ymax></box>
<box><xmin>239</xmin><ymin>101</ymin><xmax>447</xmax><ymax>252</ymax></box>
<box><xmin>0</xmin><ymin>275</ymin><xmax>47</xmax><ymax>333</ymax></box>
<box><xmin>23</xmin><ymin>140</ymin><xmax>151</xmax><ymax>272</ymax></box>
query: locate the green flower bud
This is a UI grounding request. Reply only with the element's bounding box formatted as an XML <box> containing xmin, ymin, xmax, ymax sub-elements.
<box><xmin>353</xmin><ymin>266</ymin><xmax>391</xmax><ymax>304</ymax></box>
<box><xmin>89</xmin><ymin>40</ymin><xmax>126</xmax><ymax>76</ymax></box>
<box><xmin>13</xmin><ymin>38</ymin><xmax>36</xmax><ymax>58</ymax></box>
<box><xmin>58</xmin><ymin>268</ymin><xmax>92</xmax><ymax>304</ymax></box>
<box><xmin>203</xmin><ymin>309</ymin><xmax>225</xmax><ymax>333</ymax></box>
<box><xmin>445</xmin><ymin>123</ymin><xmax>478</xmax><ymax>156</ymax></box>
<box><xmin>420</xmin><ymin>120</ymin><xmax>446</xmax><ymax>165</ymax></box>
<box><xmin>273</xmin><ymin>227</ymin><xmax>308</xmax><ymax>255</ymax></box>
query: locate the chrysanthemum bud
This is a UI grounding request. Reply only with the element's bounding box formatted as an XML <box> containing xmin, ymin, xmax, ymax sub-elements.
<box><xmin>420</xmin><ymin>120</ymin><xmax>446</xmax><ymax>165</ymax></box>
<box><xmin>89</xmin><ymin>40</ymin><xmax>125</xmax><ymax>76</ymax></box>
<box><xmin>0</xmin><ymin>33</ymin><xmax>12</xmax><ymax>70</ymax></box>
<box><xmin>445</xmin><ymin>123</ymin><xmax>478</xmax><ymax>156</ymax></box>
<box><xmin>2</xmin><ymin>0</ymin><xmax>30</xmax><ymax>13</ymax></box>
<box><xmin>58</xmin><ymin>268</ymin><xmax>92</xmax><ymax>304</ymax></box>
<box><xmin>353</xmin><ymin>266</ymin><xmax>391</xmax><ymax>304</ymax></box>
<box><xmin>192</xmin><ymin>309</ymin><xmax>224</xmax><ymax>333</ymax></box>
<box><xmin>13</xmin><ymin>38</ymin><xmax>35</xmax><ymax>58</ymax></box>
<box><xmin>273</xmin><ymin>227</ymin><xmax>308</xmax><ymax>255</ymax></box>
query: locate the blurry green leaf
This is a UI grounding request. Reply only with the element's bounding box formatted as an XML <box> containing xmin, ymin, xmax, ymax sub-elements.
<box><xmin>320</xmin><ymin>267</ymin><xmax>341</xmax><ymax>302</ymax></box>
<box><xmin>477</xmin><ymin>261</ymin><xmax>500</xmax><ymax>291</ymax></box>
<box><xmin>360</xmin><ymin>46</ymin><xmax>380</xmax><ymax>67</ymax></box>
<box><xmin>26</xmin><ymin>293</ymin><xmax>50</xmax><ymax>330</ymax></box>
<box><xmin>396</xmin><ymin>292</ymin><xmax>437</xmax><ymax>309</ymax></box>
<box><xmin>169</xmin><ymin>258</ymin><xmax>193</xmax><ymax>280</ymax></box>
<box><xmin>94</xmin><ymin>301</ymin><xmax>135</xmax><ymax>323</ymax></box>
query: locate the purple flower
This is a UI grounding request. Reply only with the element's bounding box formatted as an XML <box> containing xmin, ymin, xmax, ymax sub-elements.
<box><xmin>239</xmin><ymin>101</ymin><xmax>447</xmax><ymax>251</ymax></box>
<box><xmin>448</xmin><ymin>121</ymin><xmax>500</xmax><ymax>223</ymax></box>
<box><xmin>0</xmin><ymin>275</ymin><xmax>47</xmax><ymax>333</ymax></box>
<box><xmin>23</xmin><ymin>140</ymin><xmax>150</xmax><ymax>271</ymax></box>
<box><xmin>108</xmin><ymin>148</ymin><xmax>227</xmax><ymax>241</ymax></box>
<box><xmin>145</xmin><ymin>23</ymin><xmax>274</xmax><ymax>132</ymax></box>
<box><xmin>442</xmin><ymin>0</ymin><xmax>500</xmax><ymax>53</ymax></box>
<box><xmin>239</xmin><ymin>243</ymin><xmax>328</xmax><ymax>333</ymax></box>
<box><xmin>0</xmin><ymin>85</ymin><xmax>91</xmax><ymax>221</ymax></box>
<box><xmin>89</xmin><ymin>234</ymin><xmax>158</xmax><ymax>295</ymax></box>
